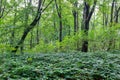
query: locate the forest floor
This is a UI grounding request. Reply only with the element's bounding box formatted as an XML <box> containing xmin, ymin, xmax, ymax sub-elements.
<box><xmin>0</xmin><ymin>50</ymin><xmax>120</xmax><ymax>80</ymax></box>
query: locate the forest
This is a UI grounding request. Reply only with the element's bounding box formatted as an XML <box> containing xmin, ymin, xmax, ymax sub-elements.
<box><xmin>0</xmin><ymin>0</ymin><xmax>120</xmax><ymax>80</ymax></box>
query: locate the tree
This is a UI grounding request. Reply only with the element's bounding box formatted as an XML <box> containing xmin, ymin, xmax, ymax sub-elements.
<box><xmin>0</xmin><ymin>0</ymin><xmax>119</xmax><ymax>53</ymax></box>
<box><xmin>55</xmin><ymin>0</ymin><xmax>63</xmax><ymax>42</ymax></box>
<box><xmin>81</xmin><ymin>0</ymin><xmax>97</xmax><ymax>52</ymax></box>
<box><xmin>12</xmin><ymin>0</ymin><xmax>53</xmax><ymax>53</ymax></box>
<box><xmin>108</xmin><ymin>0</ymin><xmax>120</xmax><ymax>50</ymax></box>
<box><xmin>72</xmin><ymin>1</ymin><xmax>79</xmax><ymax>35</ymax></box>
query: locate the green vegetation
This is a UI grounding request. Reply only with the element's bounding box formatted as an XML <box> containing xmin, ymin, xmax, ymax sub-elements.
<box><xmin>0</xmin><ymin>0</ymin><xmax>120</xmax><ymax>53</ymax></box>
<box><xmin>0</xmin><ymin>0</ymin><xmax>120</xmax><ymax>79</ymax></box>
<box><xmin>0</xmin><ymin>51</ymin><xmax>120</xmax><ymax>80</ymax></box>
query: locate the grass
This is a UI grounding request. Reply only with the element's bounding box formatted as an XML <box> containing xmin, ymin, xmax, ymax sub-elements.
<box><xmin>0</xmin><ymin>51</ymin><xmax>120</xmax><ymax>80</ymax></box>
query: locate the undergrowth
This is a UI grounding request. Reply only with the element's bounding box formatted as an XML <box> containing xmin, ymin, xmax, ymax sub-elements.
<box><xmin>0</xmin><ymin>51</ymin><xmax>120</xmax><ymax>80</ymax></box>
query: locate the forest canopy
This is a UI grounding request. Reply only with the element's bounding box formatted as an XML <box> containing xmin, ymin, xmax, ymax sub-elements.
<box><xmin>0</xmin><ymin>0</ymin><xmax>120</xmax><ymax>53</ymax></box>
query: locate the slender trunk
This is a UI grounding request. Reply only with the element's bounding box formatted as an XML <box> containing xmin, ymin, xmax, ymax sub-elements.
<box><xmin>53</xmin><ymin>3</ymin><xmax>58</xmax><ymax>40</ymax></box>
<box><xmin>55</xmin><ymin>0</ymin><xmax>63</xmax><ymax>42</ymax></box>
<box><xmin>115</xmin><ymin>7</ymin><xmax>120</xmax><ymax>23</ymax></box>
<box><xmin>73</xmin><ymin>1</ymin><xmax>79</xmax><ymax>35</ymax></box>
<box><xmin>105</xmin><ymin>13</ymin><xmax>108</xmax><ymax>26</ymax></box>
<box><xmin>114</xmin><ymin>6</ymin><xmax>120</xmax><ymax>49</ymax></box>
<box><xmin>36</xmin><ymin>22</ymin><xmax>39</xmax><ymax>44</ymax></box>
<box><xmin>73</xmin><ymin>12</ymin><xmax>77</xmax><ymax>35</ymax></box>
<box><xmin>110</xmin><ymin>0</ymin><xmax>115</xmax><ymax>24</ymax></box>
<box><xmin>68</xmin><ymin>25</ymin><xmax>71</xmax><ymax>36</ymax></box>
<box><xmin>59</xmin><ymin>15</ymin><xmax>62</xmax><ymax>42</ymax></box>
<box><xmin>30</xmin><ymin>31</ymin><xmax>33</xmax><ymax>49</ymax></box>
<box><xmin>10</xmin><ymin>11</ymin><xmax>16</xmax><ymax>46</ymax></box>
<box><xmin>108</xmin><ymin>0</ymin><xmax>115</xmax><ymax>50</ymax></box>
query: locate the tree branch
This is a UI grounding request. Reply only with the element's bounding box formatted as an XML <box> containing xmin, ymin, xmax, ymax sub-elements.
<box><xmin>55</xmin><ymin>0</ymin><xmax>61</xmax><ymax>17</ymax></box>
<box><xmin>87</xmin><ymin>0</ymin><xmax>97</xmax><ymax>21</ymax></box>
<box><xmin>42</xmin><ymin>0</ymin><xmax>53</xmax><ymax>13</ymax></box>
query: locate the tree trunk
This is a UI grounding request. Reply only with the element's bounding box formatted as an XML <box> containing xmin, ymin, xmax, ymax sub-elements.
<box><xmin>81</xmin><ymin>0</ymin><xmax>97</xmax><ymax>52</ymax></box>
<box><xmin>108</xmin><ymin>0</ymin><xmax>115</xmax><ymax>50</ymax></box>
<box><xmin>55</xmin><ymin>0</ymin><xmax>63</xmax><ymax>42</ymax></box>
<box><xmin>36</xmin><ymin>22</ymin><xmax>40</xmax><ymax>44</ymax></box>
<box><xmin>73</xmin><ymin>1</ymin><xmax>79</xmax><ymax>35</ymax></box>
<box><xmin>10</xmin><ymin>11</ymin><xmax>16</xmax><ymax>46</ymax></box>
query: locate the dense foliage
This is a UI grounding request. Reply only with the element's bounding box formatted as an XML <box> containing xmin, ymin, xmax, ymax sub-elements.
<box><xmin>0</xmin><ymin>0</ymin><xmax>120</xmax><ymax>79</ymax></box>
<box><xmin>0</xmin><ymin>51</ymin><xmax>120</xmax><ymax>80</ymax></box>
<box><xmin>0</xmin><ymin>0</ymin><xmax>120</xmax><ymax>53</ymax></box>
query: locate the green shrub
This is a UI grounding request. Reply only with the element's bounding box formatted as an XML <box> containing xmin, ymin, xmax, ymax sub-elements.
<box><xmin>0</xmin><ymin>51</ymin><xmax>120</xmax><ymax>80</ymax></box>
